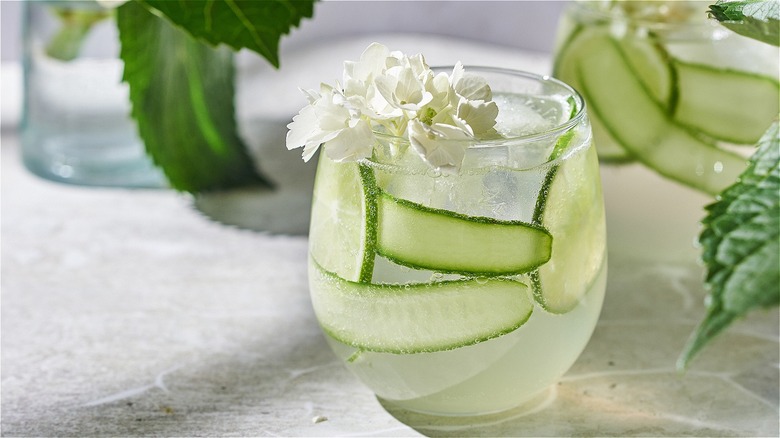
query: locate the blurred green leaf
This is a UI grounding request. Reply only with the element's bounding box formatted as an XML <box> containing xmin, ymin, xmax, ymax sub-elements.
<box><xmin>117</xmin><ymin>1</ymin><xmax>271</xmax><ymax>192</ymax></box>
<box><xmin>138</xmin><ymin>0</ymin><xmax>316</xmax><ymax>67</ymax></box>
<box><xmin>708</xmin><ymin>0</ymin><xmax>780</xmax><ymax>46</ymax></box>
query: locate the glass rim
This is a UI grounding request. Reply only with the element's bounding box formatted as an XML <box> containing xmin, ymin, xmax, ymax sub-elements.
<box><xmin>372</xmin><ymin>66</ymin><xmax>587</xmax><ymax>147</ymax></box>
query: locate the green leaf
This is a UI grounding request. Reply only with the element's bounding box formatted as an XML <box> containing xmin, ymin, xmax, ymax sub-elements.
<box><xmin>117</xmin><ymin>1</ymin><xmax>271</xmax><ymax>192</ymax></box>
<box><xmin>137</xmin><ymin>0</ymin><xmax>316</xmax><ymax>67</ymax></box>
<box><xmin>678</xmin><ymin>121</ymin><xmax>780</xmax><ymax>370</ymax></box>
<box><xmin>708</xmin><ymin>0</ymin><xmax>780</xmax><ymax>46</ymax></box>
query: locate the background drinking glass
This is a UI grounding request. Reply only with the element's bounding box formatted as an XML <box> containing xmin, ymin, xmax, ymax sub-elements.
<box><xmin>21</xmin><ymin>0</ymin><xmax>166</xmax><ymax>188</ymax></box>
<box><xmin>552</xmin><ymin>0</ymin><xmax>779</xmax><ymax>260</ymax></box>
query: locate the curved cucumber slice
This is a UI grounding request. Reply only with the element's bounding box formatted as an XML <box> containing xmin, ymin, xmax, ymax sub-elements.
<box><xmin>620</xmin><ymin>36</ymin><xmax>676</xmax><ymax>111</ymax></box>
<box><xmin>589</xmin><ymin>106</ymin><xmax>634</xmax><ymax>163</ymax></box>
<box><xmin>673</xmin><ymin>61</ymin><xmax>779</xmax><ymax>145</ymax></box>
<box><xmin>533</xmin><ymin>139</ymin><xmax>606</xmax><ymax>313</ymax></box>
<box><xmin>309</xmin><ymin>155</ymin><xmax>377</xmax><ymax>282</ymax></box>
<box><xmin>576</xmin><ymin>37</ymin><xmax>747</xmax><ymax>195</ymax></box>
<box><xmin>310</xmin><ymin>260</ymin><xmax>533</xmax><ymax>354</ymax></box>
<box><xmin>554</xmin><ymin>25</ymin><xmax>641</xmax><ymax>163</ymax></box>
<box><xmin>375</xmin><ymin>192</ymin><xmax>552</xmax><ymax>276</ymax></box>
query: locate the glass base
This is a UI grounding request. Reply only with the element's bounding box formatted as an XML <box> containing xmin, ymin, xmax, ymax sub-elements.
<box><xmin>378</xmin><ymin>386</ymin><xmax>556</xmax><ymax>431</ymax></box>
<box><xmin>22</xmin><ymin>134</ymin><xmax>167</xmax><ymax>189</ymax></box>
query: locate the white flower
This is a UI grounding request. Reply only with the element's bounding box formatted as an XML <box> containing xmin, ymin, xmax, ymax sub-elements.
<box><xmin>455</xmin><ymin>98</ymin><xmax>499</xmax><ymax>137</ymax></box>
<box><xmin>408</xmin><ymin>120</ymin><xmax>472</xmax><ymax>174</ymax></box>
<box><xmin>375</xmin><ymin>65</ymin><xmax>433</xmax><ymax>114</ymax></box>
<box><xmin>287</xmin><ymin>43</ymin><xmax>500</xmax><ymax>172</ymax></box>
<box><xmin>286</xmin><ymin>86</ymin><xmax>374</xmax><ymax>162</ymax></box>
<box><xmin>450</xmin><ymin>62</ymin><xmax>492</xmax><ymax>101</ymax></box>
<box><xmin>342</xmin><ymin>43</ymin><xmax>389</xmax><ymax>104</ymax></box>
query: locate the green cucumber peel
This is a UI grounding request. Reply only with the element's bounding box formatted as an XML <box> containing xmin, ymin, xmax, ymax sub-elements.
<box><xmin>575</xmin><ymin>37</ymin><xmax>747</xmax><ymax>195</ymax></box>
<box><xmin>670</xmin><ymin>59</ymin><xmax>780</xmax><ymax>145</ymax></box>
<box><xmin>357</xmin><ymin>163</ymin><xmax>379</xmax><ymax>283</ymax></box>
<box><xmin>553</xmin><ymin>24</ymin><xmax>635</xmax><ymax>163</ymax></box>
<box><xmin>312</xmin><ymin>258</ymin><xmax>534</xmax><ymax>354</ymax></box>
<box><xmin>375</xmin><ymin>191</ymin><xmax>553</xmax><ymax>276</ymax></box>
<box><xmin>532</xmin><ymin>128</ymin><xmax>577</xmax><ymax>225</ymax></box>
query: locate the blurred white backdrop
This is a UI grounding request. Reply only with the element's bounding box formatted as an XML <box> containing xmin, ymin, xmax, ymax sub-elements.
<box><xmin>0</xmin><ymin>0</ymin><xmax>567</xmax><ymax>128</ymax></box>
<box><xmin>1</xmin><ymin>0</ymin><xmax>567</xmax><ymax>62</ymax></box>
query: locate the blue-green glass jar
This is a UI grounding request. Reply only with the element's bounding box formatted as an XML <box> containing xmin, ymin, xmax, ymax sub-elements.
<box><xmin>21</xmin><ymin>0</ymin><xmax>166</xmax><ymax>188</ymax></box>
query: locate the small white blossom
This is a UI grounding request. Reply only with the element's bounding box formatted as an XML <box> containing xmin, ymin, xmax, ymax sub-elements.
<box><xmin>375</xmin><ymin>65</ymin><xmax>433</xmax><ymax>114</ymax></box>
<box><xmin>450</xmin><ymin>62</ymin><xmax>493</xmax><ymax>102</ymax></box>
<box><xmin>286</xmin><ymin>86</ymin><xmax>373</xmax><ymax>162</ymax></box>
<box><xmin>455</xmin><ymin>98</ymin><xmax>499</xmax><ymax>137</ymax></box>
<box><xmin>286</xmin><ymin>43</ymin><xmax>499</xmax><ymax>172</ymax></box>
<box><xmin>408</xmin><ymin>120</ymin><xmax>472</xmax><ymax>173</ymax></box>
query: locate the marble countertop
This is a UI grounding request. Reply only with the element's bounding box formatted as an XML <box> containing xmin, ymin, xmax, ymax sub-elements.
<box><xmin>2</xmin><ymin>35</ymin><xmax>778</xmax><ymax>437</ymax></box>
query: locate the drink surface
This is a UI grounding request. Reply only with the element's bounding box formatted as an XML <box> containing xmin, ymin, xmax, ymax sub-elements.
<box><xmin>308</xmin><ymin>90</ymin><xmax>606</xmax><ymax>415</ymax></box>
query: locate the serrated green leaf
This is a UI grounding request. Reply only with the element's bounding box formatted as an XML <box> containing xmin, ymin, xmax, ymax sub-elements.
<box><xmin>678</xmin><ymin>121</ymin><xmax>780</xmax><ymax>370</ymax></box>
<box><xmin>708</xmin><ymin>0</ymin><xmax>780</xmax><ymax>46</ymax></box>
<box><xmin>117</xmin><ymin>1</ymin><xmax>271</xmax><ymax>192</ymax></box>
<box><xmin>137</xmin><ymin>0</ymin><xmax>316</xmax><ymax>67</ymax></box>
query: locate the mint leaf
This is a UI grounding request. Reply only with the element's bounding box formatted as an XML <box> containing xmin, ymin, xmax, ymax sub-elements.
<box><xmin>117</xmin><ymin>1</ymin><xmax>271</xmax><ymax>192</ymax></box>
<box><xmin>678</xmin><ymin>121</ymin><xmax>780</xmax><ymax>370</ymax></box>
<box><xmin>708</xmin><ymin>0</ymin><xmax>780</xmax><ymax>46</ymax></box>
<box><xmin>137</xmin><ymin>0</ymin><xmax>316</xmax><ymax>67</ymax></box>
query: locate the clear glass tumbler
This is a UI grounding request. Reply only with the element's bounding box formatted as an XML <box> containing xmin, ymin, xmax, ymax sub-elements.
<box><xmin>21</xmin><ymin>0</ymin><xmax>166</xmax><ymax>188</ymax></box>
<box><xmin>307</xmin><ymin>68</ymin><xmax>607</xmax><ymax>416</ymax></box>
<box><xmin>552</xmin><ymin>0</ymin><xmax>779</xmax><ymax>259</ymax></box>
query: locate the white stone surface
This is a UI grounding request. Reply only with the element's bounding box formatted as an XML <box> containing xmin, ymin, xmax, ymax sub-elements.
<box><xmin>2</xmin><ymin>37</ymin><xmax>778</xmax><ymax>437</ymax></box>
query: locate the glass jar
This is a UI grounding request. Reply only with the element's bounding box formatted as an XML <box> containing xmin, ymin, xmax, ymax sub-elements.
<box><xmin>552</xmin><ymin>0</ymin><xmax>779</xmax><ymax>261</ymax></box>
<box><xmin>21</xmin><ymin>0</ymin><xmax>166</xmax><ymax>188</ymax></box>
<box><xmin>307</xmin><ymin>68</ymin><xmax>606</xmax><ymax>416</ymax></box>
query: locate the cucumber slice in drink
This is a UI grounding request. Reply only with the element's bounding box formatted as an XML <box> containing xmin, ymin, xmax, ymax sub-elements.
<box><xmin>532</xmin><ymin>134</ymin><xmax>606</xmax><ymax>313</ymax></box>
<box><xmin>589</xmin><ymin>106</ymin><xmax>634</xmax><ymax>164</ymax></box>
<box><xmin>554</xmin><ymin>25</ymin><xmax>637</xmax><ymax>163</ymax></box>
<box><xmin>310</xmin><ymin>260</ymin><xmax>533</xmax><ymax>354</ymax></box>
<box><xmin>309</xmin><ymin>154</ymin><xmax>377</xmax><ymax>283</ymax></box>
<box><xmin>673</xmin><ymin>61</ymin><xmax>779</xmax><ymax>145</ymax></box>
<box><xmin>620</xmin><ymin>36</ymin><xmax>677</xmax><ymax>111</ymax></box>
<box><xmin>576</xmin><ymin>37</ymin><xmax>747</xmax><ymax>195</ymax></box>
<box><xmin>376</xmin><ymin>192</ymin><xmax>552</xmax><ymax>276</ymax></box>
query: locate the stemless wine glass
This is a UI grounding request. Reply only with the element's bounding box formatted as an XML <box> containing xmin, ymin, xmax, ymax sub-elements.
<box><xmin>306</xmin><ymin>68</ymin><xmax>606</xmax><ymax>416</ymax></box>
<box><xmin>552</xmin><ymin>0</ymin><xmax>779</xmax><ymax>258</ymax></box>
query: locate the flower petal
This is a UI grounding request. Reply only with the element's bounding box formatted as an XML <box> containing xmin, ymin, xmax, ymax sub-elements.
<box><xmin>408</xmin><ymin>120</ymin><xmax>472</xmax><ymax>173</ymax></box>
<box><xmin>453</xmin><ymin>63</ymin><xmax>492</xmax><ymax>102</ymax></box>
<box><xmin>286</xmin><ymin>105</ymin><xmax>319</xmax><ymax>150</ymax></box>
<box><xmin>324</xmin><ymin>119</ymin><xmax>375</xmax><ymax>162</ymax></box>
<box><xmin>457</xmin><ymin>99</ymin><xmax>499</xmax><ymax>136</ymax></box>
